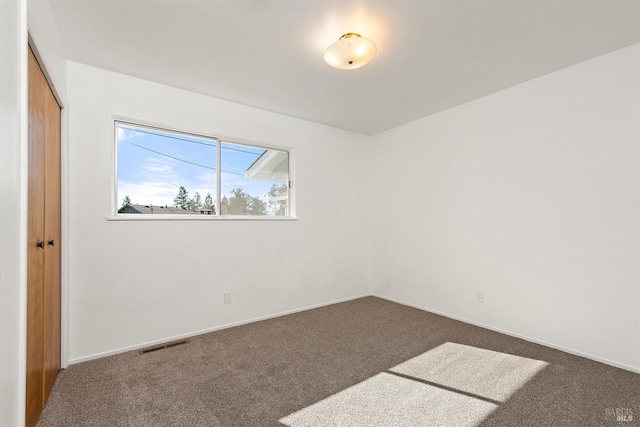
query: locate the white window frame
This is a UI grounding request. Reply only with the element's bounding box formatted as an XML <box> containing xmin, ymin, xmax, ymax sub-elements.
<box><xmin>110</xmin><ymin>118</ymin><xmax>295</xmax><ymax>221</ymax></box>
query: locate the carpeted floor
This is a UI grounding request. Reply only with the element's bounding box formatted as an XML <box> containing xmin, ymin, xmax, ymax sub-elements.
<box><xmin>38</xmin><ymin>297</ymin><xmax>639</xmax><ymax>426</ymax></box>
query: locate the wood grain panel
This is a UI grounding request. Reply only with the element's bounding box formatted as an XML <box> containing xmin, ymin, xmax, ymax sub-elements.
<box><xmin>43</xmin><ymin>79</ymin><xmax>61</xmax><ymax>403</ymax></box>
<box><xmin>26</xmin><ymin>47</ymin><xmax>46</xmax><ymax>427</ymax></box>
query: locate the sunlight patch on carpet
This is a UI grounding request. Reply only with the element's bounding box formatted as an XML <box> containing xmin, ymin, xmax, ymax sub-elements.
<box><xmin>390</xmin><ymin>342</ymin><xmax>548</xmax><ymax>403</ymax></box>
<box><xmin>279</xmin><ymin>372</ymin><xmax>498</xmax><ymax>427</ymax></box>
<box><xmin>280</xmin><ymin>343</ymin><xmax>548</xmax><ymax>426</ymax></box>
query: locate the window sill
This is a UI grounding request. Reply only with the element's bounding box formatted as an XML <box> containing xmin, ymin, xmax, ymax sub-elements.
<box><xmin>107</xmin><ymin>215</ymin><xmax>298</xmax><ymax>222</ymax></box>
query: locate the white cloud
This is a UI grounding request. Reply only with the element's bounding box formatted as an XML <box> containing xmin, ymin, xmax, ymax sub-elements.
<box><xmin>142</xmin><ymin>157</ymin><xmax>179</xmax><ymax>181</ymax></box>
<box><xmin>118</xmin><ymin>180</ymin><xmax>217</xmax><ymax>207</ymax></box>
<box><xmin>118</xmin><ymin>180</ymin><xmax>178</xmax><ymax>207</ymax></box>
<box><xmin>117</xmin><ymin>126</ymin><xmax>144</xmax><ymax>142</ymax></box>
<box><xmin>197</xmin><ymin>171</ymin><xmax>217</xmax><ymax>183</ymax></box>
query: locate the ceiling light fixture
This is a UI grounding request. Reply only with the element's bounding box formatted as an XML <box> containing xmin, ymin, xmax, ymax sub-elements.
<box><xmin>324</xmin><ymin>33</ymin><xmax>377</xmax><ymax>70</ymax></box>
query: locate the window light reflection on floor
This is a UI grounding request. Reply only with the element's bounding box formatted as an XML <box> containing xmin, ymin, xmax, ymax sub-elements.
<box><xmin>279</xmin><ymin>342</ymin><xmax>548</xmax><ymax>427</ymax></box>
<box><xmin>390</xmin><ymin>342</ymin><xmax>549</xmax><ymax>403</ymax></box>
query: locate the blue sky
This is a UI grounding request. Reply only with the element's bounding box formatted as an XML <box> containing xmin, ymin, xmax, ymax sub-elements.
<box><xmin>117</xmin><ymin>123</ymin><xmax>283</xmax><ymax>208</ymax></box>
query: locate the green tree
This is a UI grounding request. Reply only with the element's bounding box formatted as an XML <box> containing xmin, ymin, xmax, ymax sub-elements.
<box><xmin>248</xmin><ymin>195</ymin><xmax>267</xmax><ymax>216</ymax></box>
<box><xmin>222</xmin><ymin>187</ymin><xmax>267</xmax><ymax>216</ymax></box>
<box><xmin>189</xmin><ymin>191</ymin><xmax>202</xmax><ymax>212</ymax></box>
<box><xmin>204</xmin><ymin>192</ymin><xmax>216</xmax><ymax>214</ymax></box>
<box><xmin>220</xmin><ymin>196</ymin><xmax>230</xmax><ymax>214</ymax></box>
<box><xmin>174</xmin><ymin>186</ymin><xmax>189</xmax><ymax>209</ymax></box>
<box><xmin>268</xmin><ymin>183</ymin><xmax>288</xmax><ymax>216</ymax></box>
<box><xmin>227</xmin><ymin>188</ymin><xmax>248</xmax><ymax>215</ymax></box>
<box><xmin>122</xmin><ymin>195</ymin><xmax>131</xmax><ymax>207</ymax></box>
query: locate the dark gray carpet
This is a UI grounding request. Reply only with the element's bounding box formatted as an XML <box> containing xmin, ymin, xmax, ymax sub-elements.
<box><xmin>38</xmin><ymin>297</ymin><xmax>639</xmax><ymax>426</ymax></box>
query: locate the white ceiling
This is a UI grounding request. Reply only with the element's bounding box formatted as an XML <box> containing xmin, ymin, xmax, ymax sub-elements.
<box><xmin>49</xmin><ymin>0</ymin><xmax>640</xmax><ymax>135</ymax></box>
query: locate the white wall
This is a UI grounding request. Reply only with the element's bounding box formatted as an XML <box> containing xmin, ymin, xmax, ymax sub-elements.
<box><xmin>0</xmin><ymin>0</ymin><xmax>27</xmax><ymax>425</ymax></box>
<box><xmin>27</xmin><ymin>0</ymin><xmax>67</xmax><ymax>102</ymax></box>
<box><xmin>66</xmin><ymin>62</ymin><xmax>371</xmax><ymax>362</ymax></box>
<box><xmin>371</xmin><ymin>44</ymin><xmax>640</xmax><ymax>371</ymax></box>
<box><xmin>68</xmin><ymin>45</ymin><xmax>640</xmax><ymax>371</ymax></box>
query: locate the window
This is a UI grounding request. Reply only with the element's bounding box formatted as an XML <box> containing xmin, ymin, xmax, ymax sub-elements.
<box><xmin>115</xmin><ymin>121</ymin><xmax>292</xmax><ymax>218</ymax></box>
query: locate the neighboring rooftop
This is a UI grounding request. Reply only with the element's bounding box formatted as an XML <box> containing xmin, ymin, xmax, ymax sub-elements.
<box><xmin>118</xmin><ymin>203</ymin><xmax>208</xmax><ymax>215</ymax></box>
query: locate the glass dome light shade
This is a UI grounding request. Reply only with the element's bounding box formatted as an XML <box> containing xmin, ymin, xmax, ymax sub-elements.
<box><xmin>324</xmin><ymin>33</ymin><xmax>377</xmax><ymax>70</ymax></box>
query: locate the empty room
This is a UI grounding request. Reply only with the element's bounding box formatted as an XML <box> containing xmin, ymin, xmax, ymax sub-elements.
<box><xmin>1</xmin><ymin>0</ymin><xmax>639</xmax><ymax>426</ymax></box>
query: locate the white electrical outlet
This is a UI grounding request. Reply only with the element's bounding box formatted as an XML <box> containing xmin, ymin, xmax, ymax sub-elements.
<box><xmin>477</xmin><ymin>291</ymin><xmax>485</xmax><ymax>303</ymax></box>
<box><xmin>223</xmin><ymin>292</ymin><xmax>231</xmax><ymax>304</ymax></box>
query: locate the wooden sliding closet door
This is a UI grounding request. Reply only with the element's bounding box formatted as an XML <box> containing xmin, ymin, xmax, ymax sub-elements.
<box><xmin>26</xmin><ymin>47</ymin><xmax>47</xmax><ymax>427</ymax></box>
<box><xmin>26</xmin><ymin>47</ymin><xmax>61</xmax><ymax>427</ymax></box>
<box><xmin>43</xmin><ymin>61</ymin><xmax>61</xmax><ymax>403</ymax></box>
